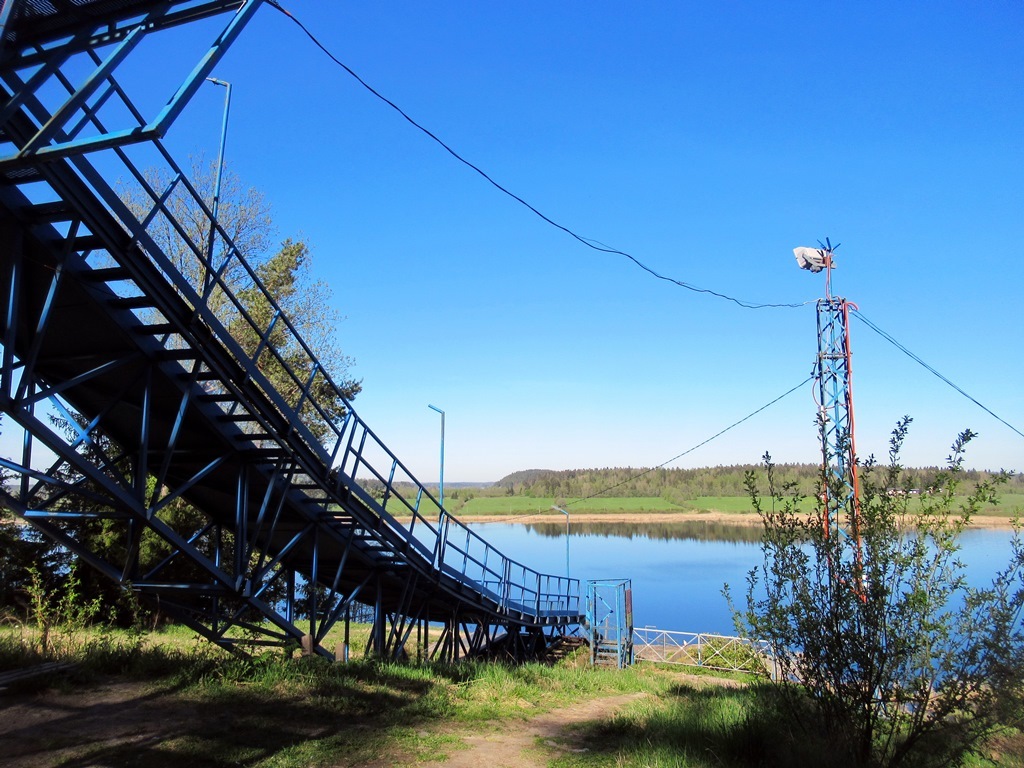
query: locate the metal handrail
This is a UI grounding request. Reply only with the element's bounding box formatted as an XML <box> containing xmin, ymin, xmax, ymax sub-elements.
<box><xmin>436</xmin><ymin>514</ymin><xmax>579</xmax><ymax>616</ymax></box>
<box><xmin>27</xmin><ymin>52</ymin><xmax>580</xmax><ymax>623</ymax></box>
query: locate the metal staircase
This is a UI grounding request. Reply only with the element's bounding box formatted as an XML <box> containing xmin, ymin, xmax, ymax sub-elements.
<box><xmin>0</xmin><ymin>0</ymin><xmax>581</xmax><ymax>661</ymax></box>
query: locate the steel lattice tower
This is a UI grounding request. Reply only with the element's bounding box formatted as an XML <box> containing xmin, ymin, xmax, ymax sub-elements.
<box><xmin>797</xmin><ymin>241</ymin><xmax>862</xmax><ymax>551</ymax></box>
<box><xmin>815</xmin><ymin>294</ymin><xmax>861</xmax><ymax>544</ymax></box>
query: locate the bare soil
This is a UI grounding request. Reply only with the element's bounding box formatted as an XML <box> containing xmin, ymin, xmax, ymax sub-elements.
<box><xmin>418</xmin><ymin>672</ymin><xmax>749</xmax><ymax>768</ymax></box>
<box><xmin>417</xmin><ymin>692</ymin><xmax>649</xmax><ymax>768</ymax></box>
<box><xmin>0</xmin><ymin>678</ymin><xmax>197</xmax><ymax>767</ymax></box>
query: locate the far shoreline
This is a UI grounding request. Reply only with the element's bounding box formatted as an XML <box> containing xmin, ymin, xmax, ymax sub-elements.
<box><xmin>455</xmin><ymin>510</ymin><xmax>1018</xmax><ymax>529</ymax></box>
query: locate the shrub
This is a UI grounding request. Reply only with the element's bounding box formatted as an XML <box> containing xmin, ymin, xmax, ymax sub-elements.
<box><xmin>729</xmin><ymin>419</ymin><xmax>1024</xmax><ymax>767</ymax></box>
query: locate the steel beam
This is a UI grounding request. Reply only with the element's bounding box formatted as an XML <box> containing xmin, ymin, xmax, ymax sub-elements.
<box><xmin>0</xmin><ymin>0</ymin><xmax>583</xmax><ymax>665</ymax></box>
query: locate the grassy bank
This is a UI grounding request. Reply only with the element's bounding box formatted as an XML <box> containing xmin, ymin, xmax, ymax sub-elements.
<box><xmin>460</xmin><ymin>496</ymin><xmax>700</xmax><ymax>516</ymax></box>
<box><xmin>457</xmin><ymin>495</ymin><xmax>766</xmax><ymax>517</ymax></box>
<box><xmin>456</xmin><ymin>493</ymin><xmax>1024</xmax><ymax>519</ymax></box>
<box><xmin>1</xmin><ymin>623</ymin><xmax>1020</xmax><ymax>767</ymax></box>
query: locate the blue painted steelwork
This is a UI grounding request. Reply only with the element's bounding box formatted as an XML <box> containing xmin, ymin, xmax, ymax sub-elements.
<box><xmin>587</xmin><ymin>579</ymin><xmax>633</xmax><ymax>668</ymax></box>
<box><xmin>551</xmin><ymin>505</ymin><xmax>570</xmax><ymax>579</ymax></box>
<box><xmin>0</xmin><ymin>0</ymin><xmax>582</xmax><ymax>660</ymax></box>
<box><xmin>816</xmin><ymin>298</ymin><xmax>861</xmax><ymax>528</ymax></box>
<box><xmin>204</xmin><ymin>76</ymin><xmax>231</xmax><ymax>271</ymax></box>
<box><xmin>812</xmin><ymin>242</ymin><xmax>862</xmax><ymax>568</ymax></box>
<box><xmin>0</xmin><ymin>1</ymin><xmax>258</xmax><ymax>162</ymax></box>
<box><xmin>427</xmin><ymin>404</ymin><xmax>444</xmax><ymax>510</ymax></box>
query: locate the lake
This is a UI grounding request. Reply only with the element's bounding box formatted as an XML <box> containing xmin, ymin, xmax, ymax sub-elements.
<box><xmin>469</xmin><ymin>520</ymin><xmax>1018</xmax><ymax>636</ymax></box>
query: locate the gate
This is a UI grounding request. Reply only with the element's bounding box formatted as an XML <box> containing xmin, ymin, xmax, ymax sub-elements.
<box><xmin>586</xmin><ymin>579</ymin><xmax>632</xmax><ymax>668</ymax></box>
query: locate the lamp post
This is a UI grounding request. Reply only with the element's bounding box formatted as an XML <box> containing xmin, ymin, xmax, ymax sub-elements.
<box><xmin>552</xmin><ymin>506</ymin><xmax>570</xmax><ymax>579</ymax></box>
<box><xmin>428</xmin><ymin>404</ymin><xmax>445</xmax><ymax>510</ymax></box>
<box><xmin>205</xmin><ymin>76</ymin><xmax>231</xmax><ymax>267</ymax></box>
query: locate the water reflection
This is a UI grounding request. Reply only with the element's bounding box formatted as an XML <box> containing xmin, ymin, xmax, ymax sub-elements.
<box><xmin>471</xmin><ymin>521</ymin><xmax>765</xmax><ymax>633</ymax></box>
<box><xmin>523</xmin><ymin>520</ymin><xmax>763</xmax><ymax>544</ymax></box>
<box><xmin>469</xmin><ymin>522</ymin><xmax>1016</xmax><ymax>635</ymax></box>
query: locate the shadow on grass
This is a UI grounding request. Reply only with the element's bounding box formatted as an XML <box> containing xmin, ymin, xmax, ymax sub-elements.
<box><xmin>560</xmin><ymin>682</ymin><xmax>849</xmax><ymax>768</ymax></box>
<box><xmin>562</xmin><ymin>682</ymin><xmax>1022</xmax><ymax>768</ymax></box>
<box><xmin>1</xmin><ymin>656</ymin><xmax>458</xmax><ymax>768</ymax></box>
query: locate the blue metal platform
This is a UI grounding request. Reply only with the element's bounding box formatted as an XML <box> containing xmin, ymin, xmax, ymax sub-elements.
<box><xmin>0</xmin><ymin>0</ymin><xmax>582</xmax><ymax>660</ymax></box>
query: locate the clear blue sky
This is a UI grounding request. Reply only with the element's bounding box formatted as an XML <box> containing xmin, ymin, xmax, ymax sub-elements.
<box><xmin>138</xmin><ymin>1</ymin><xmax>1023</xmax><ymax>481</ymax></box>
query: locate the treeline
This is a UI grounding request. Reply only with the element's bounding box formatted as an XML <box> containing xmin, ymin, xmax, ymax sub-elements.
<box><xmin>488</xmin><ymin>465</ymin><xmax>1022</xmax><ymax>502</ymax></box>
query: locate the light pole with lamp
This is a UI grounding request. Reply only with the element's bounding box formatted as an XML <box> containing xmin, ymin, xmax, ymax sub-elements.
<box><xmin>205</xmin><ymin>76</ymin><xmax>231</xmax><ymax>270</ymax></box>
<box><xmin>427</xmin><ymin>404</ymin><xmax>445</xmax><ymax>510</ymax></box>
<box><xmin>551</xmin><ymin>506</ymin><xmax>570</xmax><ymax>579</ymax></box>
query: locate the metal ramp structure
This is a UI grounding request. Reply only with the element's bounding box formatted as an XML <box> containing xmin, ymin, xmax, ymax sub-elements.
<box><xmin>0</xmin><ymin>0</ymin><xmax>581</xmax><ymax>661</ymax></box>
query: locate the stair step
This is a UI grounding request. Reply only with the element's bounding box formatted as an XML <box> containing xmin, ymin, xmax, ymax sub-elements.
<box><xmin>156</xmin><ymin>348</ymin><xmax>197</xmax><ymax>361</ymax></box>
<box><xmin>217</xmin><ymin>413</ymin><xmax>256</xmax><ymax>422</ymax></box>
<box><xmin>84</xmin><ymin>266</ymin><xmax>131</xmax><ymax>282</ymax></box>
<box><xmin>72</xmin><ymin>234</ymin><xmax>104</xmax><ymax>252</ymax></box>
<box><xmin>109</xmin><ymin>295</ymin><xmax>153</xmax><ymax>310</ymax></box>
<box><xmin>199</xmin><ymin>393</ymin><xmax>236</xmax><ymax>403</ymax></box>
<box><xmin>0</xmin><ymin>166</ymin><xmax>41</xmax><ymax>185</ymax></box>
<box><xmin>24</xmin><ymin>200</ymin><xmax>75</xmax><ymax>223</ymax></box>
<box><xmin>134</xmin><ymin>322</ymin><xmax>175</xmax><ymax>335</ymax></box>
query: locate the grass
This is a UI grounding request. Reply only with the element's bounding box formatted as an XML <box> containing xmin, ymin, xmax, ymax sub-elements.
<box><xmin>457</xmin><ymin>493</ymin><xmax>1022</xmax><ymax>520</ymax></box>
<box><xmin>0</xmin><ymin>622</ymin><xmax>674</xmax><ymax>766</ymax></box>
<box><xmin>552</xmin><ymin>683</ymin><xmax>1024</xmax><ymax>768</ymax></box>
<box><xmin>2</xmin><ymin>622</ymin><xmax>1021</xmax><ymax>767</ymax></box>
<box><xmin>684</xmin><ymin>496</ymin><xmax>759</xmax><ymax>514</ymax></box>
<box><xmin>552</xmin><ymin>682</ymin><xmax>762</xmax><ymax>768</ymax></box>
<box><xmin>459</xmin><ymin>496</ymin><xmax>686</xmax><ymax>515</ymax></box>
<box><xmin>992</xmin><ymin>493</ymin><xmax>1024</xmax><ymax>516</ymax></box>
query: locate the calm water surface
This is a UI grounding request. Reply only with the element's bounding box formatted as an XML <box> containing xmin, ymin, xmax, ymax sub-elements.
<box><xmin>469</xmin><ymin>521</ymin><xmax>1017</xmax><ymax>636</ymax></box>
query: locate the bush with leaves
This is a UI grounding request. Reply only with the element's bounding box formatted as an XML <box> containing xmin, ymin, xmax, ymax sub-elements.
<box><xmin>728</xmin><ymin>418</ymin><xmax>1024</xmax><ymax>768</ymax></box>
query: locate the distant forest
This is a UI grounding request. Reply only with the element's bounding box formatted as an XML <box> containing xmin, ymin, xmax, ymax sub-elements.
<box><xmin>481</xmin><ymin>464</ymin><xmax>1023</xmax><ymax>503</ymax></box>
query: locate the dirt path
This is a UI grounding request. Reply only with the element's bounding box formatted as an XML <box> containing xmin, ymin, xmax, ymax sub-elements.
<box><xmin>419</xmin><ymin>672</ymin><xmax>748</xmax><ymax>768</ymax></box>
<box><xmin>0</xmin><ymin>679</ymin><xmax>194</xmax><ymax>767</ymax></box>
<box><xmin>1</xmin><ymin>681</ymin><xmax>648</xmax><ymax>768</ymax></box>
<box><xmin>0</xmin><ymin>671</ymin><xmax>747</xmax><ymax>767</ymax></box>
<box><xmin>419</xmin><ymin>692</ymin><xmax>649</xmax><ymax>768</ymax></box>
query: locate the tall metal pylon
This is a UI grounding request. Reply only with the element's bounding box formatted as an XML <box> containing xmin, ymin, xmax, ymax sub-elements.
<box><xmin>796</xmin><ymin>240</ymin><xmax>862</xmax><ymax>555</ymax></box>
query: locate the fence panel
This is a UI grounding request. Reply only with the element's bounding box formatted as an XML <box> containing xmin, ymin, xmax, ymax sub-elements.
<box><xmin>633</xmin><ymin>627</ymin><xmax>775</xmax><ymax>677</ymax></box>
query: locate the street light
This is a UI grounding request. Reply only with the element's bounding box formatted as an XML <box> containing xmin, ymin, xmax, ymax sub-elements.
<box><xmin>205</xmin><ymin>76</ymin><xmax>231</xmax><ymax>267</ymax></box>
<box><xmin>427</xmin><ymin>404</ymin><xmax>445</xmax><ymax>510</ymax></box>
<box><xmin>551</xmin><ymin>506</ymin><xmax>570</xmax><ymax>579</ymax></box>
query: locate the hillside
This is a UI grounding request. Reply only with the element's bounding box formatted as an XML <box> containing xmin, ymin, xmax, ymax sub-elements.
<box><xmin>491</xmin><ymin>464</ymin><xmax>1022</xmax><ymax>503</ymax></box>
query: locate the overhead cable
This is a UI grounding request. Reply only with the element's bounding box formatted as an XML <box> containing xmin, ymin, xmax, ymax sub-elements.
<box><xmin>267</xmin><ymin>0</ymin><xmax>806</xmax><ymax>310</ymax></box>
<box><xmin>852</xmin><ymin>309</ymin><xmax>1024</xmax><ymax>441</ymax></box>
<box><xmin>564</xmin><ymin>375</ymin><xmax>814</xmax><ymax>507</ymax></box>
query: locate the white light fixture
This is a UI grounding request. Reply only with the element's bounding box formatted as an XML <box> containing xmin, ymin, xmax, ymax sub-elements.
<box><xmin>794</xmin><ymin>246</ymin><xmax>828</xmax><ymax>273</ymax></box>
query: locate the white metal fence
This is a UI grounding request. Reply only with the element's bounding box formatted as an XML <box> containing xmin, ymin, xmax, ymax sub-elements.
<box><xmin>633</xmin><ymin>627</ymin><xmax>776</xmax><ymax>677</ymax></box>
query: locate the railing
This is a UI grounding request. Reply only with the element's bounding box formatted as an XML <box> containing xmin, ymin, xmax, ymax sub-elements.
<box><xmin>633</xmin><ymin>627</ymin><xmax>775</xmax><ymax>677</ymax></box>
<box><xmin>7</xmin><ymin>34</ymin><xmax>579</xmax><ymax>625</ymax></box>
<box><xmin>436</xmin><ymin>516</ymin><xmax>579</xmax><ymax>617</ymax></box>
<box><xmin>337</xmin><ymin>423</ymin><xmax>580</xmax><ymax>617</ymax></box>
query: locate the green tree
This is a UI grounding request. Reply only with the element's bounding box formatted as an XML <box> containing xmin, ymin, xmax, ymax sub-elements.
<box><xmin>230</xmin><ymin>238</ymin><xmax>360</xmax><ymax>441</ymax></box>
<box><xmin>0</xmin><ymin>164</ymin><xmax>361</xmax><ymax>622</ymax></box>
<box><xmin>729</xmin><ymin>419</ymin><xmax>1024</xmax><ymax>767</ymax></box>
<box><xmin>121</xmin><ymin>157</ymin><xmax>360</xmax><ymax>408</ymax></box>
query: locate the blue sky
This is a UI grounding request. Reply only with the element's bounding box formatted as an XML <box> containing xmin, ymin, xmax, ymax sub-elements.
<box><xmin>134</xmin><ymin>1</ymin><xmax>1022</xmax><ymax>481</ymax></box>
